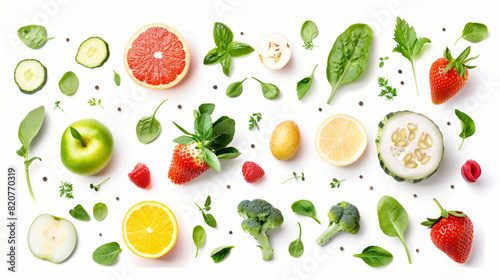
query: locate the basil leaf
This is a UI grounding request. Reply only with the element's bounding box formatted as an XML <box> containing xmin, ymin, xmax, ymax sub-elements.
<box><xmin>209</xmin><ymin>118</ymin><xmax>235</xmax><ymax>150</ymax></box>
<box><xmin>202</xmin><ymin>149</ymin><xmax>220</xmax><ymax>173</ymax></box>
<box><xmin>214</xmin><ymin>22</ymin><xmax>234</xmax><ymax>49</ymax></box>
<box><xmin>59</xmin><ymin>71</ymin><xmax>79</xmax><ymax>96</ymax></box>
<box><xmin>210</xmin><ymin>245</ymin><xmax>234</xmax><ymax>263</ymax></box>
<box><xmin>227</xmin><ymin>42</ymin><xmax>254</xmax><ymax>57</ymax></box>
<box><xmin>455</xmin><ymin>109</ymin><xmax>475</xmax><ymax>150</ymax></box>
<box><xmin>194</xmin><ymin>113</ymin><xmax>213</xmax><ymax>140</ymax></box>
<box><xmin>456</xmin><ymin>22</ymin><xmax>488</xmax><ymax>44</ymax></box>
<box><xmin>291</xmin><ymin>200</ymin><xmax>321</xmax><ymax>224</ymax></box>
<box><xmin>213</xmin><ymin>116</ymin><xmax>229</xmax><ymax>127</ymax></box>
<box><xmin>113</xmin><ymin>70</ymin><xmax>121</xmax><ymax>86</ymax></box>
<box><xmin>203</xmin><ymin>47</ymin><xmax>222</xmax><ymax>65</ymax></box>
<box><xmin>301</xmin><ymin>20</ymin><xmax>318</xmax><ymax>43</ymax></box>
<box><xmin>252</xmin><ymin>77</ymin><xmax>280</xmax><ymax>100</ymax></box>
<box><xmin>173</xmin><ymin>136</ymin><xmax>195</xmax><ymax>145</ymax></box>
<box><xmin>198</xmin><ymin>103</ymin><xmax>216</xmax><ymax>116</ymax></box>
<box><xmin>18</xmin><ymin>106</ymin><xmax>45</xmax><ymax>149</ymax></box>
<box><xmin>193</xmin><ymin>225</ymin><xmax>206</xmax><ymax>258</ymax></box>
<box><xmin>17</xmin><ymin>25</ymin><xmax>54</xmax><ymax>49</ymax></box>
<box><xmin>136</xmin><ymin>99</ymin><xmax>168</xmax><ymax>144</ymax></box>
<box><xmin>69</xmin><ymin>204</ymin><xmax>91</xmax><ymax>221</ymax></box>
<box><xmin>215</xmin><ymin>147</ymin><xmax>241</xmax><ymax>160</ymax></box>
<box><xmin>93</xmin><ymin>202</ymin><xmax>108</xmax><ymax>221</ymax></box>
<box><xmin>226</xmin><ymin>77</ymin><xmax>247</xmax><ymax>98</ymax></box>
<box><xmin>288</xmin><ymin>223</ymin><xmax>304</xmax><ymax>258</ymax></box>
<box><xmin>202</xmin><ymin>211</ymin><xmax>217</xmax><ymax>228</ymax></box>
<box><xmin>173</xmin><ymin>121</ymin><xmax>197</xmax><ymax>138</ymax></box>
<box><xmin>353</xmin><ymin>246</ymin><xmax>393</xmax><ymax>267</ymax></box>
<box><xmin>92</xmin><ymin>242</ymin><xmax>122</xmax><ymax>265</ymax></box>
<box><xmin>221</xmin><ymin>53</ymin><xmax>232</xmax><ymax>77</ymax></box>
<box><xmin>297</xmin><ymin>64</ymin><xmax>318</xmax><ymax>101</ymax></box>
<box><xmin>377</xmin><ymin>196</ymin><xmax>411</xmax><ymax>264</ymax></box>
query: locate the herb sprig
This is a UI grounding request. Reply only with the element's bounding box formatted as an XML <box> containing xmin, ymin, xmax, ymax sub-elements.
<box><xmin>88</xmin><ymin>98</ymin><xmax>103</xmax><ymax>109</ymax></box>
<box><xmin>195</xmin><ymin>196</ymin><xmax>217</xmax><ymax>228</ymax></box>
<box><xmin>90</xmin><ymin>177</ymin><xmax>110</xmax><ymax>191</ymax></box>
<box><xmin>330</xmin><ymin>178</ymin><xmax>345</xmax><ymax>188</ymax></box>
<box><xmin>59</xmin><ymin>181</ymin><xmax>74</xmax><ymax>199</ymax></box>
<box><xmin>379</xmin><ymin>57</ymin><xmax>389</xmax><ymax>68</ymax></box>
<box><xmin>378</xmin><ymin>77</ymin><xmax>398</xmax><ymax>101</ymax></box>
<box><xmin>54</xmin><ymin>101</ymin><xmax>64</xmax><ymax>112</ymax></box>
<box><xmin>455</xmin><ymin>109</ymin><xmax>475</xmax><ymax>150</ymax></box>
<box><xmin>282</xmin><ymin>172</ymin><xmax>305</xmax><ymax>184</ymax></box>
<box><xmin>249</xmin><ymin>113</ymin><xmax>261</xmax><ymax>131</ymax></box>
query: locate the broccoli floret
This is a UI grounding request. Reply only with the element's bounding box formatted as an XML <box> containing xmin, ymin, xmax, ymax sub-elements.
<box><xmin>237</xmin><ymin>199</ymin><xmax>284</xmax><ymax>260</ymax></box>
<box><xmin>315</xmin><ymin>201</ymin><xmax>360</xmax><ymax>246</ymax></box>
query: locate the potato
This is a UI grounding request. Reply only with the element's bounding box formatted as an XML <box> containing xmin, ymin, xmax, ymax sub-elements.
<box><xmin>270</xmin><ymin>121</ymin><xmax>300</xmax><ymax>160</ymax></box>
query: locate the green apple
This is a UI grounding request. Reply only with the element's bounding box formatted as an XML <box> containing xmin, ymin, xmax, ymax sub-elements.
<box><xmin>61</xmin><ymin>119</ymin><xmax>113</xmax><ymax>175</ymax></box>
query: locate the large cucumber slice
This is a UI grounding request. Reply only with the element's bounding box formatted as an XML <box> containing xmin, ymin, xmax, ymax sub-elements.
<box><xmin>14</xmin><ymin>59</ymin><xmax>47</xmax><ymax>94</ymax></box>
<box><xmin>75</xmin><ymin>37</ymin><xmax>109</xmax><ymax>68</ymax></box>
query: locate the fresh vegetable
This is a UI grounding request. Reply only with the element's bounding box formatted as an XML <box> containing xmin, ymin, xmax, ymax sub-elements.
<box><xmin>16</xmin><ymin>106</ymin><xmax>45</xmax><ymax>202</ymax></box>
<box><xmin>377</xmin><ymin>196</ymin><xmax>411</xmax><ymax>264</ymax></box>
<box><xmin>379</xmin><ymin>56</ymin><xmax>389</xmax><ymax>68</ymax></box>
<box><xmin>282</xmin><ymin>172</ymin><xmax>305</xmax><ymax>184</ymax></box>
<box><xmin>421</xmin><ymin>199</ymin><xmax>473</xmax><ymax>264</ymax></box>
<box><xmin>203</xmin><ymin>22</ymin><xmax>254</xmax><ymax>76</ymax></box>
<box><xmin>430</xmin><ymin>47</ymin><xmax>478</xmax><ymax>105</ymax></box>
<box><xmin>242</xmin><ymin>161</ymin><xmax>265</xmax><ymax>183</ymax></box>
<box><xmin>76</xmin><ymin>37</ymin><xmax>109</xmax><ymax>68</ymax></box>
<box><xmin>59</xmin><ymin>182</ymin><xmax>74</xmax><ymax>199</ymax></box>
<box><xmin>168</xmin><ymin>103</ymin><xmax>240</xmax><ymax>185</ymax></box>
<box><xmin>226</xmin><ymin>78</ymin><xmax>247</xmax><ymax>97</ymax></box>
<box><xmin>17</xmin><ymin>25</ymin><xmax>53</xmax><ymax>49</ymax></box>
<box><xmin>291</xmin><ymin>200</ymin><xmax>320</xmax><ymax>224</ymax></box>
<box><xmin>288</xmin><ymin>223</ymin><xmax>304</xmax><ymax>257</ymax></box>
<box><xmin>301</xmin><ymin>20</ymin><xmax>318</xmax><ymax>50</ymax></box>
<box><xmin>87</xmin><ymin>98</ymin><xmax>103</xmax><ymax>108</ymax></box>
<box><xmin>248</xmin><ymin>113</ymin><xmax>261</xmax><ymax>131</ymax></box>
<box><xmin>257</xmin><ymin>33</ymin><xmax>291</xmax><ymax>70</ymax></box>
<box><xmin>461</xmin><ymin>159</ymin><xmax>481</xmax><ymax>183</ymax></box>
<box><xmin>315</xmin><ymin>201</ymin><xmax>360</xmax><ymax>246</ymax></box>
<box><xmin>192</xmin><ymin>225</ymin><xmax>206</xmax><ymax>258</ymax></box>
<box><xmin>128</xmin><ymin>163</ymin><xmax>151</xmax><ymax>189</ymax></box>
<box><xmin>14</xmin><ymin>59</ymin><xmax>47</xmax><ymax>94</ymax></box>
<box><xmin>455</xmin><ymin>109</ymin><xmax>475</xmax><ymax>150</ymax></box>
<box><xmin>210</xmin><ymin>246</ymin><xmax>234</xmax><ymax>263</ymax></box>
<box><xmin>93</xmin><ymin>203</ymin><xmax>108</xmax><ymax>221</ymax></box>
<box><xmin>90</xmin><ymin>177</ymin><xmax>110</xmax><ymax>191</ymax></box>
<box><xmin>136</xmin><ymin>98</ymin><xmax>168</xmax><ymax>144</ymax></box>
<box><xmin>237</xmin><ymin>199</ymin><xmax>284</xmax><ymax>260</ymax></box>
<box><xmin>28</xmin><ymin>214</ymin><xmax>76</xmax><ymax>263</ymax></box>
<box><xmin>195</xmin><ymin>196</ymin><xmax>217</xmax><ymax>228</ymax></box>
<box><xmin>455</xmin><ymin>22</ymin><xmax>488</xmax><ymax>44</ymax></box>
<box><xmin>92</xmin><ymin>242</ymin><xmax>122</xmax><ymax>265</ymax></box>
<box><xmin>252</xmin><ymin>77</ymin><xmax>280</xmax><ymax>100</ymax></box>
<box><xmin>113</xmin><ymin>70</ymin><xmax>121</xmax><ymax>86</ymax></box>
<box><xmin>297</xmin><ymin>64</ymin><xmax>318</xmax><ymax>100</ymax></box>
<box><xmin>330</xmin><ymin>178</ymin><xmax>345</xmax><ymax>188</ymax></box>
<box><xmin>353</xmin><ymin>246</ymin><xmax>393</xmax><ymax>267</ymax></box>
<box><xmin>58</xmin><ymin>71</ymin><xmax>79</xmax><ymax>96</ymax></box>
<box><xmin>326</xmin><ymin>23</ymin><xmax>372</xmax><ymax>104</ymax></box>
<box><xmin>378</xmin><ymin>77</ymin><xmax>398</xmax><ymax>101</ymax></box>
<box><xmin>54</xmin><ymin>101</ymin><xmax>64</xmax><ymax>112</ymax></box>
<box><xmin>270</xmin><ymin>120</ymin><xmax>300</xmax><ymax>160</ymax></box>
<box><xmin>376</xmin><ymin>111</ymin><xmax>444</xmax><ymax>183</ymax></box>
<box><xmin>69</xmin><ymin>204</ymin><xmax>91</xmax><ymax>222</ymax></box>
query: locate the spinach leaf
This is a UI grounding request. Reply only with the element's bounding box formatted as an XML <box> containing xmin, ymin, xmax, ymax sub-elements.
<box><xmin>136</xmin><ymin>98</ymin><xmax>168</xmax><ymax>144</ymax></box>
<box><xmin>455</xmin><ymin>109</ymin><xmax>475</xmax><ymax>150</ymax></box>
<box><xmin>226</xmin><ymin>77</ymin><xmax>247</xmax><ymax>98</ymax></box>
<box><xmin>59</xmin><ymin>71</ymin><xmax>79</xmax><ymax>96</ymax></box>
<box><xmin>252</xmin><ymin>77</ymin><xmax>280</xmax><ymax>100</ymax></box>
<box><xmin>301</xmin><ymin>20</ymin><xmax>318</xmax><ymax>50</ymax></box>
<box><xmin>92</xmin><ymin>242</ymin><xmax>122</xmax><ymax>265</ymax></box>
<box><xmin>194</xmin><ymin>113</ymin><xmax>213</xmax><ymax>141</ymax></box>
<box><xmin>202</xmin><ymin>212</ymin><xmax>217</xmax><ymax>228</ymax></box>
<box><xmin>192</xmin><ymin>225</ymin><xmax>206</xmax><ymax>258</ymax></box>
<box><xmin>297</xmin><ymin>64</ymin><xmax>318</xmax><ymax>100</ymax></box>
<box><xmin>288</xmin><ymin>223</ymin><xmax>304</xmax><ymax>258</ymax></box>
<box><xmin>69</xmin><ymin>204</ymin><xmax>91</xmax><ymax>221</ymax></box>
<box><xmin>208</xmin><ymin>118</ymin><xmax>235</xmax><ymax>150</ymax></box>
<box><xmin>326</xmin><ymin>23</ymin><xmax>372</xmax><ymax>104</ymax></box>
<box><xmin>456</xmin><ymin>22</ymin><xmax>488</xmax><ymax>44</ymax></box>
<box><xmin>353</xmin><ymin>246</ymin><xmax>393</xmax><ymax>267</ymax></box>
<box><xmin>377</xmin><ymin>196</ymin><xmax>411</xmax><ymax>264</ymax></box>
<box><xmin>113</xmin><ymin>70</ymin><xmax>121</xmax><ymax>86</ymax></box>
<box><xmin>210</xmin><ymin>245</ymin><xmax>234</xmax><ymax>263</ymax></box>
<box><xmin>93</xmin><ymin>202</ymin><xmax>108</xmax><ymax>221</ymax></box>
<box><xmin>228</xmin><ymin>42</ymin><xmax>254</xmax><ymax>57</ymax></box>
<box><xmin>291</xmin><ymin>200</ymin><xmax>320</xmax><ymax>224</ymax></box>
<box><xmin>17</xmin><ymin>25</ymin><xmax>54</xmax><ymax>49</ymax></box>
<box><xmin>215</xmin><ymin>147</ymin><xmax>241</xmax><ymax>160</ymax></box>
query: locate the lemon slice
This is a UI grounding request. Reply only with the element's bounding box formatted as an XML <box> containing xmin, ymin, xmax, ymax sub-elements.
<box><xmin>315</xmin><ymin>114</ymin><xmax>367</xmax><ymax>166</ymax></box>
<box><xmin>122</xmin><ymin>201</ymin><xmax>178</xmax><ymax>258</ymax></box>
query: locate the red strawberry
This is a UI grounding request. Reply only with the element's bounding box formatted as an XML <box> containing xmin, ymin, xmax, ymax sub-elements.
<box><xmin>128</xmin><ymin>163</ymin><xmax>151</xmax><ymax>189</ymax></box>
<box><xmin>168</xmin><ymin>143</ymin><xmax>210</xmax><ymax>185</ymax></box>
<box><xmin>242</xmin><ymin>161</ymin><xmax>265</xmax><ymax>183</ymax></box>
<box><xmin>421</xmin><ymin>199</ymin><xmax>473</xmax><ymax>263</ymax></box>
<box><xmin>429</xmin><ymin>46</ymin><xmax>478</xmax><ymax>105</ymax></box>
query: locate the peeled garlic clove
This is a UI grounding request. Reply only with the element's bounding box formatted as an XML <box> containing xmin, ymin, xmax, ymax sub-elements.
<box><xmin>257</xmin><ymin>33</ymin><xmax>291</xmax><ymax>70</ymax></box>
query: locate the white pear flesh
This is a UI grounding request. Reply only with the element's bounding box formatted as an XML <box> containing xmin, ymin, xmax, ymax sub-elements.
<box><xmin>28</xmin><ymin>214</ymin><xmax>77</xmax><ymax>263</ymax></box>
<box><xmin>257</xmin><ymin>33</ymin><xmax>291</xmax><ymax>70</ymax></box>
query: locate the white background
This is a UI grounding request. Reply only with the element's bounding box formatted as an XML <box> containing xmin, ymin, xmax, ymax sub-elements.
<box><xmin>1</xmin><ymin>0</ymin><xmax>499</xmax><ymax>279</ymax></box>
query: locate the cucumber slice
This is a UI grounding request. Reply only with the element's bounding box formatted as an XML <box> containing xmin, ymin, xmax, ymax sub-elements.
<box><xmin>75</xmin><ymin>37</ymin><xmax>109</xmax><ymax>68</ymax></box>
<box><xmin>14</xmin><ymin>59</ymin><xmax>47</xmax><ymax>94</ymax></box>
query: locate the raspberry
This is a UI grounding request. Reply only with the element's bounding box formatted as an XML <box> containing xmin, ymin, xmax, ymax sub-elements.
<box><xmin>128</xmin><ymin>163</ymin><xmax>151</xmax><ymax>189</ymax></box>
<box><xmin>242</xmin><ymin>161</ymin><xmax>265</xmax><ymax>183</ymax></box>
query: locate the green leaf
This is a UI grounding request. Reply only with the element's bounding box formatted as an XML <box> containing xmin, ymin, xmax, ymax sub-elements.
<box><xmin>456</xmin><ymin>22</ymin><xmax>488</xmax><ymax>44</ymax></box>
<box><xmin>204</xmin><ymin>196</ymin><xmax>212</xmax><ymax>208</ymax></box>
<box><xmin>209</xmin><ymin>118</ymin><xmax>235</xmax><ymax>150</ymax></box>
<box><xmin>59</xmin><ymin>181</ymin><xmax>74</xmax><ymax>199</ymax></box>
<box><xmin>212</xmin><ymin>116</ymin><xmax>229</xmax><ymax>128</ymax></box>
<box><xmin>291</xmin><ymin>200</ymin><xmax>321</xmax><ymax>224</ymax></box>
<box><xmin>16</xmin><ymin>146</ymin><xmax>27</xmax><ymax>157</ymax></box>
<box><xmin>455</xmin><ymin>109</ymin><xmax>475</xmax><ymax>150</ymax></box>
<box><xmin>113</xmin><ymin>70</ymin><xmax>121</xmax><ymax>86</ymax></box>
<box><xmin>136</xmin><ymin>99</ymin><xmax>168</xmax><ymax>144</ymax></box>
<box><xmin>203</xmin><ymin>47</ymin><xmax>222</xmax><ymax>65</ymax></box>
<box><xmin>214</xmin><ymin>22</ymin><xmax>234</xmax><ymax>49</ymax></box>
<box><xmin>202</xmin><ymin>211</ymin><xmax>217</xmax><ymax>228</ymax></box>
<box><xmin>25</xmin><ymin>156</ymin><xmax>41</xmax><ymax>167</ymax></box>
<box><xmin>173</xmin><ymin>136</ymin><xmax>195</xmax><ymax>145</ymax></box>
<box><xmin>297</xmin><ymin>64</ymin><xmax>318</xmax><ymax>101</ymax></box>
<box><xmin>301</xmin><ymin>20</ymin><xmax>318</xmax><ymax>43</ymax></box>
<box><xmin>228</xmin><ymin>42</ymin><xmax>254</xmax><ymax>57</ymax></box>
<box><xmin>93</xmin><ymin>202</ymin><xmax>108</xmax><ymax>221</ymax></box>
<box><xmin>288</xmin><ymin>223</ymin><xmax>304</xmax><ymax>258</ymax></box>
<box><xmin>17</xmin><ymin>25</ymin><xmax>54</xmax><ymax>49</ymax></box>
<box><xmin>198</xmin><ymin>103</ymin><xmax>216</xmax><ymax>115</ymax></box>
<box><xmin>210</xmin><ymin>245</ymin><xmax>234</xmax><ymax>263</ymax></box>
<box><xmin>202</xmin><ymin>149</ymin><xmax>220</xmax><ymax>172</ymax></box>
<box><xmin>353</xmin><ymin>246</ymin><xmax>393</xmax><ymax>267</ymax></box>
<box><xmin>226</xmin><ymin>77</ymin><xmax>247</xmax><ymax>98</ymax></box>
<box><xmin>70</xmin><ymin>127</ymin><xmax>82</xmax><ymax>141</ymax></box>
<box><xmin>59</xmin><ymin>71</ymin><xmax>79</xmax><ymax>96</ymax></box>
<box><xmin>194</xmin><ymin>113</ymin><xmax>213</xmax><ymax>140</ymax></box>
<box><xmin>18</xmin><ymin>106</ymin><xmax>45</xmax><ymax>149</ymax></box>
<box><xmin>92</xmin><ymin>242</ymin><xmax>122</xmax><ymax>265</ymax></box>
<box><xmin>221</xmin><ymin>53</ymin><xmax>232</xmax><ymax>77</ymax></box>
<box><xmin>193</xmin><ymin>225</ymin><xmax>206</xmax><ymax>258</ymax></box>
<box><xmin>215</xmin><ymin>147</ymin><xmax>241</xmax><ymax>160</ymax></box>
<box><xmin>69</xmin><ymin>204</ymin><xmax>91</xmax><ymax>222</ymax></box>
<box><xmin>252</xmin><ymin>77</ymin><xmax>280</xmax><ymax>100</ymax></box>
<box><xmin>173</xmin><ymin>121</ymin><xmax>197</xmax><ymax>138</ymax></box>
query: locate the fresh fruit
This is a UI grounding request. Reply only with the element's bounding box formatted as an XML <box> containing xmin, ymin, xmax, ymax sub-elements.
<box><xmin>75</xmin><ymin>37</ymin><xmax>109</xmax><ymax>68</ymax></box>
<box><xmin>169</xmin><ymin>143</ymin><xmax>210</xmax><ymax>185</ymax></box>
<box><xmin>242</xmin><ymin>161</ymin><xmax>265</xmax><ymax>183</ymax></box>
<box><xmin>376</xmin><ymin>111</ymin><xmax>444</xmax><ymax>182</ymax></box>
<box><xmin>124</xmin><ymin>23</ymin><xmax>189</xmax><ymax>89</ymax></box>
<box><xmin>430</xmin><ymin>46</ymin><xmax>478</xmax><ymax>105</ymax></box>
<box><xmin>421</xmin><ymin>199</ymin><xmax>473</xmax><ymax>264</ymax></box>
<box><xmin>270</xmin><ymin>121</ymin><xmax>300</xmax><ymax>160</ymax></box>
<box><xmin>128</xmin><ymin>163</ymin><xmax>151</xmax><ymax>189</ymax></box>
<box><xmin>14</xmin><ymin>59</ymin><xmax>47</xmax><ymax>94</ymax></box>
<box><xmin>257</xmin><ymin>33</ymin><xmax>291</xmax><ymax>70</ymax></box>
<box><xmin>28</xmin><ymin>214</ymin><xmax>77</xmax><ymax>263</ymax></box>
<box><xmin>122</xmin><ymin>201</ymin><xmax>178</xmax><ymax>258</ymax></box>
<box><xmin>461</xmin><ymin>159</ymin><xmax>481</xmax><ymax>183</ymax></box>
<box><xmin>315</xmin><ymin>114</ymin><xmax>367</xmax><ymax>166</ymax></box>
<box><xmin>60</xmin><ymin>119</ymin><xmax>114</xmax><ymax>176</ymax></box>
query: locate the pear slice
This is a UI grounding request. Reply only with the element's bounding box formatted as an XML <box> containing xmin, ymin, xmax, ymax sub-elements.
<box><xmin>257</xmin><ymin>33</ymin><xmax>291</xmax><ymax>70</ymax></box>
<box><xmin>28</xmin><ymin>214</ymin><xmax>77</xmax><ymax>263</ymax></box>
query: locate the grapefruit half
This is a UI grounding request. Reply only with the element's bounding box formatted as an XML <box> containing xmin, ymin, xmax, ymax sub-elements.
<box><xmin>124</xmin><ymin>23</ymin><xmax>190</xmax><ymax>89</ymax></box>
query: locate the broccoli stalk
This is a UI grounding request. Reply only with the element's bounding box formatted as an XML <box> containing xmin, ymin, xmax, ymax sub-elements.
<box><xmin>315</xmin><ymin>201</ymin><xmax>360</xmax><ymax>246</ymax></box>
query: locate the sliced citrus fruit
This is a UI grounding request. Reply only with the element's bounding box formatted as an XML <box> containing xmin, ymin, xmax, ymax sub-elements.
<box><xmin>315</xmin><ymin>114</ymin><xmax>367</xmax><ymax>166</ymax></box>
<box><xmin>122</xmin><ymin>201</ymin><xmax>178</xmax><ymax>258</ymax></box>
<box><xmin>124</xmin><ymin>23</ymin><xmax>190</xmax><ymax>89</ymax></box>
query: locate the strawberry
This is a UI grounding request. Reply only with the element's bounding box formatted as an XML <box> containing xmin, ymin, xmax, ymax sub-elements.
<box><xmin>128</xmin><ymin>163</ymin><xmax>151</xmax><ymax>189</ymax></box>
<box><xmin>429</xmin><ymin>46</ymin><xmax>478</xmax><ymax>105</ymax></box>
<box><xmin>242</xmin><ymin>161</ymin><xmax>265</xmax><ymax>183</ymax></box>
<box><xmin>168</xmin><ymin>143</ymin><xmax>210</xmax><ymax>185</ymax></box>
<box><xmin>421</xmin><ymin>199</ymin><xmax>473</xmax><ymax>264</ymax></box>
